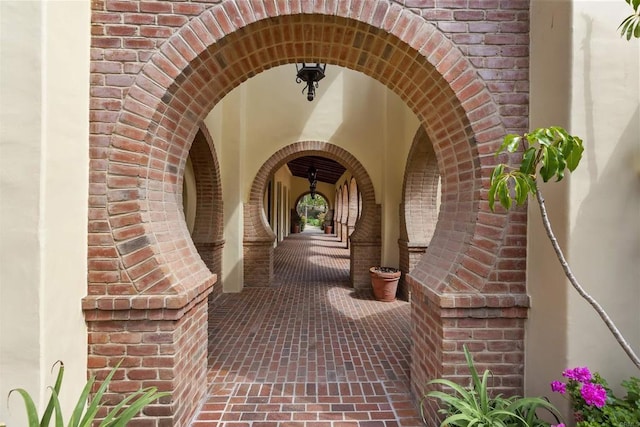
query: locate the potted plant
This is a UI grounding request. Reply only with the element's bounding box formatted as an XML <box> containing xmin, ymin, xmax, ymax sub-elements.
<box><xmin>369</xmin><ymin>266</ymin><xmax>401</xmax><ymax>302</ymax></box>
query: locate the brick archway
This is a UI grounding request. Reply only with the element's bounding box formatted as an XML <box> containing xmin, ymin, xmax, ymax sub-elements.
<box><xmin>244</xmin><ymin>142</ymin><xmax>379</xmax><ymax>289</ymax></box>
<box><xmin>398</xmin><ymin>127</ymin><xmax>439</xmax><ymax>299</ymax></box>
<box><xmin>87</xmin><ymin>0</ymin><xmax>529</xmax><ymax>424</ymax></box>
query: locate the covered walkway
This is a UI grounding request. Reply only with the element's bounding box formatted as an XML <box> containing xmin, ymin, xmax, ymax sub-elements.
<box><xmin>192</xmin><ymin>230</ymin><xmax>422</xmax><ymax>426</ymax></box>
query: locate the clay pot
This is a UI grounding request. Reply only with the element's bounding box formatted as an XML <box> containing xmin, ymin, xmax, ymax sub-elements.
<box><xmin>324</xmin><ymin>225</ymin><xmax>333</xmax><ymax>234</ymax></box>
<box><xmin>369</xmin><ymin>267</ymin><xmax>401</xmax><ymax>302</ymax></box>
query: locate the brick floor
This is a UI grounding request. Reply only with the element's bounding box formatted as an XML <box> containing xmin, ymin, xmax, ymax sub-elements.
<box><xmin>191</xmin><ymin>229</ymin><xmax>423</xmax><ymax>426</ymax></box>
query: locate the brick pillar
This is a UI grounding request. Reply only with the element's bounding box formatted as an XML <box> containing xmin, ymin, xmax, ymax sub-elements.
<box><xmin>398</xmin><ymin>239</ymin><xmax>428</xmax><ymax>301</ymax></box>
<box><xmin>195</xmin><ymin>239</ymin><xmax>225</xmax><ymax>299</ymax></box>
<box><xmin>409</xmin><ymin>275</ymin><xmax>528</xmax><ymax>426</ymax></box>
<box><xmin>83</xmin><ymin>279</ymin><xmax>214</xmax><ymax>426</ymax></box>
<box><xmin>243</xmin><ymin>239</ymin><xmax>274</xmax><ymax>287</ymax></box>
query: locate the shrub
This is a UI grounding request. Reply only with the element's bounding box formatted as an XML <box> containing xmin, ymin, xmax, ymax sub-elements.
<box><xmin>550</xmin><ymin>366</ymin><xmax>640</xmax><ymax>426</ymax></box>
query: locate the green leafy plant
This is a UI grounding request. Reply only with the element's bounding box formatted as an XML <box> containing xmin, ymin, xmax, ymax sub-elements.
<box><xmin>422</xmin><ymin>346</ymin><xmax>561</xmax><ymax>426</ymax></box>
<box><xmin>550</xmin><ymin>367</ymin><xmax>640</xmax><ymax>426</ymax></box>
<box><xmin>619</xmin><ymin>0</ymin><xmax>640</xmax><ymax>40</ymax></box>
<box><xmin>489</xmin><ymin>127</ymin><xmax>640</xmax><ymax>370</ymax></box>
<box><xmin>8</xmin><ymin>361</ymin><xmax>169</xmax><ymax>427</ymax></box>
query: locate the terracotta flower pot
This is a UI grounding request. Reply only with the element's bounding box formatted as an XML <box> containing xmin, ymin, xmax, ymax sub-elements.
<box><xmin>369</xmin><ymin>267</ymin><xmax>401</xmax><ymax>302</ymax></box>
<box><xmin>324</xmin><ymin>225</ymin><xmax>333</xmax><ymax>234</ymax></box>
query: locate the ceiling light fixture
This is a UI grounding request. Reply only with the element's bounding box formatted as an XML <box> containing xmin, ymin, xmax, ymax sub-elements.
<box><xmin>296</xmin><ymin>63</ymin><xmax>326</xmax><ymax>102</ymax></box>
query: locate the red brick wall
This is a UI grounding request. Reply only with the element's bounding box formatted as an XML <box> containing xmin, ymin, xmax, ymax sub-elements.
<box><xmin>85</xmin><ymin>292</ymin><xmax>210</xmax><ymax>426</ymax></box>
<box><xmin>88</xmin><ymin>0</ymin><xmax>530</xmax><ymax>422</ymax></box>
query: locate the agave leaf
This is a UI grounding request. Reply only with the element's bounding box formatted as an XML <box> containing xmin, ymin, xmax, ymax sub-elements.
<box><xmin>100</xmin><ymin>387</ymin><xmax>170</xmax><ymax>427</ymax></box>
<box><xmin>78</xmin><ymin>362</ymin><xmax>122</xmax><ymax>427</ymax></box>
<box><xmin>40</xmin><ymin>361</ymin><xmax>64</xmax><ymax>427</ymax></box>
<box><xmin>8</xmin><ymin>389</ymin><xmax>41</xmax><ymax>427</ymax></box>
<box><xmin>479</xmin><ymin>368</ymin><xmax>490</xmax><ymax>414</ymax></box>
<box><xmin>427</xmin><ymin>378</ymin><xmax>474</xmax><ymax>403</ymax></box>
<box><xmin>47</xmin><ymin>387</ymin><xmax>65</xmax><ymax>427</ymax></box>
<box><xmin>68</xmin><ymin>376</ymin><xmax>94</xmax><ymax>427</ymax></box>
<box><xmin>441</xmin><ymin>412</ymin><xmax>475</xmax><ymax>426</ymax></box>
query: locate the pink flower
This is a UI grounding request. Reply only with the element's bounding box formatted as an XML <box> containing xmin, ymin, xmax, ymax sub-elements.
<box><xmin>551</xmin><ymin>424</ymin><xmax>566</xmax><ymax>427</ymax></box>
<box><xmin>550</xmin><ymin>380</ymin><xmax>566</xmax><ymax>394</ymax></box>
<box><xmin>562</xmin><ymin>366</ymin><xmax>592</xmax><ymax>383</ymax></box>
<box><xmin>580</xmin><ymin>382</ymin><xmax>607</xmax><ymax>407</ymax></box>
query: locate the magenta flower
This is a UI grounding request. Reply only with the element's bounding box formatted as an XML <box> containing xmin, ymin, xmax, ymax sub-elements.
<box><xmin>562</xmin><ymin>366</ymin><xmax>592</xmax><ymax>383</ymax></box>
<box><xmin>550</xmin><ymin>380</ymin><xmax>567</xmax><ymax>394</ymax></box>
<box><xmin>580</xmin><ymin>382</ymin><xmax>607</xmax><ymax>407</ymax></box>
<box><xmin>551</xmin><ymin>424</ymin><xmax>566</xmax><ymax>427</ymax></box>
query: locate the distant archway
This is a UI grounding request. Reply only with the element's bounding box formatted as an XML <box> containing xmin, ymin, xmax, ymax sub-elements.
<box><xmin>244</xmin><ymin>141</ymin><xmax>378</xmax><ymax>288</ymax></box>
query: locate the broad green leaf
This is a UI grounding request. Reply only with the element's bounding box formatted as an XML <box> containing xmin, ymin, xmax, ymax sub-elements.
<box><xmin>496</xmin><ymin>179</ymin><xmax>511</xmax><ymax>210</ymax></box>
<box><xmin>488</xmin><ymin>165</ymin><xmax>505</xmax><ymax>212</ymax></box>
<box><xmin>514</xmin><ymin>175</ymin><xmax>528</xmax><ymax>205</ymax></box>
<box><xmin>566</xmin><ymin>136</ymin><xmax>584</xmax><ymax>171</ymax></box>
<box><xmin>497</xmin><ymin>134</ymin><xmax>522</xmax><ymax>154</ymax></box>
<box><xmin>490</xmin><ymin>164</ymin><xmax>504</xmax><ymax>185</ymax></box>
<box><xmin>539</xmin><ymin>146</ymin><xmax>559</xmax><ymax>182</ymax></box>
<box><xmin>519</xmin><ymin>147</ymin><xmax>536</xmax><ymax>175</ymax></box>
<box><xmin>8</xmin><ymin>389</ymin><xmax>40</xmax><ymax>427</ymax></box>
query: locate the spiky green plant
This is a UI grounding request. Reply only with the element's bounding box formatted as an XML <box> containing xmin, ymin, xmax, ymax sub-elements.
<box><xmin>422</xmin><ymin>346</ymin><xmax>562</xmax><ymax>427</ymax></box>
<box><xmin>8</xmin><ymin>361</ymin><xmax>170</xmax><ymax>427</ymax></box>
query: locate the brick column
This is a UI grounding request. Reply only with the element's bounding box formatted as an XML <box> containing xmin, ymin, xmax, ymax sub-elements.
<box><xmin>409</xmin><ymin>275</ymin><xmax>529</xmax><ymax>426</ymax></box>
<box><xmin>243</xmin><ymin>239</ymin><xmax>274</xmax><ymax>287</ymax></box>
<box><xmin>83</xmin><ymin>278</ymin><xmax>214</xmax><ymax>426</ymax></box>
<box><xmin>397</xmin><ymin>239</ymin><xmax>427</xmax><ymax>301</ymax></box>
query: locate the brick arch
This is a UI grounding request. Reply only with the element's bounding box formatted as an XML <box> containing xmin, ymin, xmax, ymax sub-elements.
<box><xmin>85</xmin><ymin>0</ymin><xmax>530</xmax><ymax>424</ymax></box>
<box><xmin>340</xmin><ymin>182</ymin><xmax>350</xmax><ymax>246</ymax></box>
<box><xmin>348</xmin><ymin>178</ymin><xmax>359</xmax><ymax>230</ymax></box>
<box><xmin>244</xmin><ymin>141</ymin><xmax>379</xmax><ymax>288</ymax></box>
<box><xmin>89</xmin><ymin>2</ymin><xmax>513</xmax><ymax>301</ymax></box>
<box><xmin>189</xmin><ymin>125</ymin><xmax>224</xmax><ymax>302</ymax></box>
<box><xmin>398</xmin><ymin>127</ymin><xmax>440</xmax><ymax>299</ymax></box>
<box><xmin>335</xmin><ymin>187</ymin><xmax>343</xmax><ymax>241</ymax></box>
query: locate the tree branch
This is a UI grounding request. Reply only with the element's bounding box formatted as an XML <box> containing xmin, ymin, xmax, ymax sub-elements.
<box><xmin>535</xmin><ymin>186</ymin><xmax>640</xmax><ymax>370</ymax></box>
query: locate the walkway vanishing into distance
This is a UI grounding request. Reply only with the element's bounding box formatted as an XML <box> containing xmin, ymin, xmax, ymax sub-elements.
<box><xmin>192</xmin><ymin>228</ymin><xmax>422</xmax><ymax>426</ymax></box>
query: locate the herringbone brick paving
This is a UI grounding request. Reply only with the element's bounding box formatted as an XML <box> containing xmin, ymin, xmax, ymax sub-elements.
<box><xmin>192</xmin><ymin>228</ymin><xmax>423</xmax><ymax>426</ymax></box>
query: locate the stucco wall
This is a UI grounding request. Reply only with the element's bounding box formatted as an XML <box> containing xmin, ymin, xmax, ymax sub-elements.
<box><xmin>0</xmin><ymin>1</ymin><xmax>89</xmax><ymax>425</ymax></box>
<box><xmin>527</xmin><ymin>0</ymin><xmax>640</xmax><ymax>415</ymax></box>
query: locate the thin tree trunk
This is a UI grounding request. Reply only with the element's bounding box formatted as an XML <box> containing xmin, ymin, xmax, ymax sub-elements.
<box><xmin>535</xmin><ymin>187</ymin><xmax>640</xmax><ymax>370</ymax></box>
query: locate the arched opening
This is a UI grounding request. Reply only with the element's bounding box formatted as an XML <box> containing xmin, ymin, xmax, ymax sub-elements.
<box><xmin>295</xmin><ymin>193</ymin><xmax>329</xmax><ymax>231</ymax></box>
<box><xmin>86</xmin><ymin>1</ymin><xmax>529</xmax><ymax>424</ymax></box>
<box><xmin>398</xmin><ymin>127</ymin><xmax>441</xmax><ymax>300</ymax></box>
<box><xmin>244</xmin><ymin>142</ymin><xmax>379</xmax><ymax>289</ymax></box>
